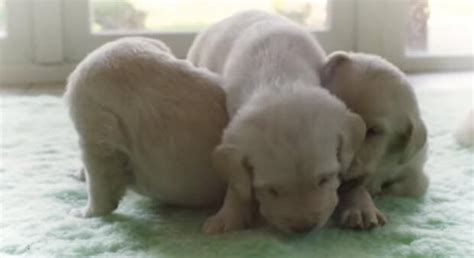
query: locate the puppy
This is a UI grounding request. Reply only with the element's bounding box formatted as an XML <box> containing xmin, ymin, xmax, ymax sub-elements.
<box><xmin>322</xmin><ymin>52</ymin><xmax>429</xmax><ymax>229</ymax></box>
<box><xmin>455</xmin><ymin>109</ymin><xmax>474</xmax><ymax>147</ymax></box>
<box><xmin>65</xmin><ymin>37</ymin><xmax>228</xmax><ymax>217</ymax></box>
<box><xmin>188</xmin><ymin>11</ymin><xmax>365</xmax><ymax>234</ymax></box>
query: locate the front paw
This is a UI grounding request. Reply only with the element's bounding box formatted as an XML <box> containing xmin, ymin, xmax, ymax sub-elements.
<box><xmin>70</xmin><ymin>205</ymin><xmax>112</xmax><ymax>218</ymax></box>
<box><xmin>202</xmin><ymin>210</ymin><xmax>250</xmax><ymax>234</ymax></box>
<box><xmin>339</xmin><ymin>207</ymin><xmax>387</xmax><ymax>229</ymax></box>
<box><xmin>70</xmin><ymin>208</ymin><xmax>90</xmax><ymax>218</ymax></box>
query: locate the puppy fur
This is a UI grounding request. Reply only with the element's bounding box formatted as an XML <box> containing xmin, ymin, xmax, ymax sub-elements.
<box><xmin>188</xmin><ymin>11</ymin><xmax>365</xmax><ymax>234</ymax></box>
<box><xmin>65</xmin><ymin>37</ymin><xmax>228</xmax><ymax>217</ymax></box>
<box><xmin>455</xmin><ymin>109</ymin><xmax>474</xmax><ymax>147</ymax></box>
<box><xmin>322</xmin><ymin>52</ymin><xmax>429</xmax><ymax>229</ymax></box>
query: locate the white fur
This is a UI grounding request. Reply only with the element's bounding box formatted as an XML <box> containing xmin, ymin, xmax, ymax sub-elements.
<box><xmin>455</xmin><ymin>109</ymin><xmax>474</xmax><ymax>147</ymax></box>
<box><xmin>323</xmin><ymin>52</ymin><xmax>429</xmax><ymax>229</ymax></box>
<box><xmin>188</xmin><ymin>11</ymin><xmax>365</xmax><ymax>234</ymax></box>
<box><xmin>65</xmin><ymin>37</ymin><xmax>228</xmax><ymax>217</ymax></box>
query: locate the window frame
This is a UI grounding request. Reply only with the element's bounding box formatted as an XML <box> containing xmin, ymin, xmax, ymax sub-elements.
<box><xmin>0</xmin><ymin>0</ymin><xmax>472</xmax><ymax>84</ymax></box>
<box><xmin>357</xmin><ymin>0</ymin><xmax>474</xmax><ymax>72</ymax></box>
<box><xmin>63</xmin><ymin>0</ymin><xmax>195</xmax><ymax>62</ymax></box>
<box><xmin>0</xmin><ymin>0</ymin><xmax>32</xmax><ymax>66</ymax></box>
<box><xmin>0</xmin><ymin>0</ymin><xmax>73</xmax><ymax>84</ymax></box>
<box><xmin>63</xmin><ymin>0</ymin><xmax>355</xmax><ymax>61</ymax></box>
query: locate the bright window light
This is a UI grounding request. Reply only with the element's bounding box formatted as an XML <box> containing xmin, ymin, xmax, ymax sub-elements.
<box><xmin>407</xmin><ymin>0</ymin><xmax>474</xmax><ymax>55</ymax></box>
<box><xmin>89</xmin><ymin>0</ymin><xmax>328</xmax><ymax>33</ymax></box>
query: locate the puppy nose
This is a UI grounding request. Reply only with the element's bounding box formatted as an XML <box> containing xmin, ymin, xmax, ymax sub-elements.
<box><xmin>291</xmin><ymin>224</ymin><xmax>315</xmax><ymax>234</ymax></box>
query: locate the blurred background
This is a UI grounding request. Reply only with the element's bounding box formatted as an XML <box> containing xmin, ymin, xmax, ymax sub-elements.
<box><xmin>0</xmin><ymin>0</ymin><xmax>473</xmax><ymax>85</ymax></box>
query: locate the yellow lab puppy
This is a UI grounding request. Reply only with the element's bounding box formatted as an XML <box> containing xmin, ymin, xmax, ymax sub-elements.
<box><xmin>65</xmin><ymin>37</ymin><xmax>228</xmax><ymax>217</ymax></box>
<box><xmin>188</xmin><ymin>11</ymin><xmax>365</xmax><ymax>234</ymax></box>
<box><xmin>322</xmin><ymin>52</ymin><xmax>429</xmax><ymax>229</ymax></box>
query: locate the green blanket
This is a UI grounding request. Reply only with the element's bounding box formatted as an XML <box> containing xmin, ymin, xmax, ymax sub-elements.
<box><xmin>1</xmin><ymin>73</ymin><xmax>473</xmax><ymax>258</ymax></box>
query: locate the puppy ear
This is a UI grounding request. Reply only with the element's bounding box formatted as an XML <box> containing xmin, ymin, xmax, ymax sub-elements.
<box><xmin>338</xmin><ymin>112</ymin><xmax>367</xmax><ymax>180</ymax></box>
<box><xmin>399</xmin><ymin>117</ymin><xmax>427</xmax><ymax>164</ymax></box>
<box><xmin>212</xmin><ymin>144</ymin><xmax>253</xmax><ymax>201</ymax></box>
<box><xmin>322</xmin><ymin>51</ymin><xmax>350</xmax><ymax>85</ymax></box>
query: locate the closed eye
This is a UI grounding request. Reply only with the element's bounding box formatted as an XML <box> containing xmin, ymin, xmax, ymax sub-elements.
<box><xmin>318</xmin><ymin>177</ymin><xmax>329</xmax><ymax>186</ymax></box>
<box><xmin>367</xmin><ymin>126</ymin><xmax>384</xmax><ymax>137</ymax></box>
<box><xmin>317</xmin><ymin>172</ymin><xmax>337</xmax><ymax>186</ymax></box>
<box><xmin>268</xmin><ymin>187</ymin><xmax>279</xmax><ymax>198</ymax></box>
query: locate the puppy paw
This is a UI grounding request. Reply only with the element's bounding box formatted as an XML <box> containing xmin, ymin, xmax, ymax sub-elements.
<box><xmin>339</xmin><ymin>207</ymin><xmax>387</xmax><ymax>229</ymax></box>
<box><xmin>202</xmin><ymin>211</ymin><xmax>248</xmax><ymax>234</ymax></box>
<box><xmin>70</xmin><ymin>208</ymin><xmax>88</xmax><ymax>218</ymax></box>
<box><xmin>70</xmin><ymin>206</ymin><xmax>110</xmax><ymax>218</ymax></box>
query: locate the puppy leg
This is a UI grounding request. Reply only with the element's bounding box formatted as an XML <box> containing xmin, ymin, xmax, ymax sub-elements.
<box><xmin>78</xmin><ymin>141</ymin><xmax>128</xmax><ymax>217</ymax></box>
<box><xmin>337</xmin><ymin>185</ymin><xmax>386</xmax><ymax>229</ymax></box>
<box><xmin>203</xmin><ymin>187</ymin><xmax>254</xmax><ymax>234</ymax></box>
<box><xmin>382</xmin><ymin>170</ymin><xmax>428</xmax><ymax>197</ymax></box>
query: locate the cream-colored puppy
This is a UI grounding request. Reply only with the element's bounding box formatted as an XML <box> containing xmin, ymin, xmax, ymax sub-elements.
<box><xmin>65</xmin><ymin>37</ymin><xmax>228</xmax><ymax>217</ymax></box>
<box><xmin>322</xmin><ymin>52</ymin><xmax>429</xmax><ymax>229</ymax></box>
<box><xmin>455</xmin><ymin>109</ymin><xmax>474</xmax><ymax>147</ymax></box>
<box><xmin>188</xmin><ymin>11</ymin><xmax>365</xmax><ymax>234</ymax></box>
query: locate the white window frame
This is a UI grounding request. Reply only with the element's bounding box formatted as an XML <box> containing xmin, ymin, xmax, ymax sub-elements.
<box><xmin>0</xmin><ymin>0</ymin><xmax>31</xmax><ymax>65</ymax></box>
<box><xmin>1</xmin><ymin>0</ymin><xmax>75</xmax><ymax>84</ymax></box>
<box><xmin>63</xmin><ymin>0</ymin><xmax>355</xmax><ymax>61</ymax></box>
<box><xmin>63</xmin><ymin>0</ymin><xmax>195</xmax><ymax>62</ymax></box>
<box><xmin>357</xmin><ymin>0</ymin><xmax>474</xmax><ymax>72</ymax></box>
<box><xmin>0</xmin><ymin>0</ymin><xmax>472</xmax><ymax>84</ymax></box>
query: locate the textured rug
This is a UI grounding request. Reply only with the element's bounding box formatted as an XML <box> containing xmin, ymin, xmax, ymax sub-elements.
<box><xmin>1</xmin><ymin>73</ymin><xmax>473</xmax><ymax>258</ymax></box>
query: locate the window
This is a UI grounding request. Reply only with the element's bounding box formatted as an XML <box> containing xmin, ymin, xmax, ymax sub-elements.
<box><xmin>0</xmin><ymin>0</ymin><xmax>472</xmax><ymax>84</ymax></box>
<box><xmin>90</xmin><ymin>0</ymin><xmax>329</xmax><ymax>33</ymax></box>
<box><xmin>357</xmin><ymin>0</ymin><xmax>473</xmax><ymax>72</ymax></box>
<box><xmin>63</xmin><ymin>0</ymin><xmax>353</xmax><ymax>62</ymax></box>
<box><xmin>406</xmin><ymin>0</ymin><xmax>473</xmax><ymax>56</ymax></box>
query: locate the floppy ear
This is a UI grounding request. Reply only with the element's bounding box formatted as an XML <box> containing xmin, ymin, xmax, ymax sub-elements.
<box><xmin>338</xmin><ymin>112</ymin><xmax>367</xmax><ymax>180</ymax></box>
<box><xmin>399</xmin><ymin>117</ymin><xmax>427</xmax><ymax>164</ymax></box>
<box><xmin>212</xmin><ymin>144</ymin><xmax>253</xmax><ymax>201</ymax></box>
<box><xmin>322</xmin><ymin>51</ymin><xmax>350</xmax><ymax>85</ymax></box>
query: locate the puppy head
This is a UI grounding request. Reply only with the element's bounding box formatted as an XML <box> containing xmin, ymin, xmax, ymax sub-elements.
<box><xmin>322</xmin><ymin>52</ymin><xmax>427</xmax><ymax>178</ymax></box>
<box><xmin>213</xmin><ymin>87</ymin><xmax>365</xmax><ymax>233</ymax></box>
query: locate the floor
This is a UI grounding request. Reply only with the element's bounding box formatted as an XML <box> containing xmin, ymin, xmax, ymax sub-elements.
<box><xmin>0</xmin><ymin>71</ymin><xmax>473</xmax><ymax>257</ymax></box>
<box><xmin>0</xmin><ymin>82</ymin><xmax>65</xmax><ymax>96</ymax></box>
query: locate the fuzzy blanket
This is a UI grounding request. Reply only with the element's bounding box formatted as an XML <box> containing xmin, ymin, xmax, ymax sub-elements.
<box><xmin>1</xmin><ymin>73</ymin><xmax>473</xmax><ymax>258</ymax></box>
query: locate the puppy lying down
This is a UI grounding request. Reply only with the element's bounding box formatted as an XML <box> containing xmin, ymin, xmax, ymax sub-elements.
<box><xmin>65</xmin><ymin>37</ymin><xmax>228</xmax><ymax>217</ymax></box>
<box><xmin>188</xmin><ymin>11</ymin><xmax>365</xmax><ymax>234</ymax></box>
<box><xmin>322</xmin><ymin>52</ymin><xmax>429</xmax><ymax>229</ymax></box>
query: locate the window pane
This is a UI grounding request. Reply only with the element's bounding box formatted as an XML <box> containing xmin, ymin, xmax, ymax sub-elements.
<box><xmin>407</xmin><ymin>0</ymin><xmax>474</xmax><ymax>55</ymax></box>
<box><xmin>90</xmin><ymin>0</ymin><xmax>328</xmax><ymax>33</ymax></box>
<box><xmin>0</xmin><ymin>0</ymin><xmax>6</xmax><ymax>36</ymax></box>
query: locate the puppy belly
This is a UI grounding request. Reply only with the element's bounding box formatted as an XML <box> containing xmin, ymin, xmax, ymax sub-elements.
<box><xmin>129</xmin><ymin>158</ymin><xmax>226</xmax><ymax>207</ymax></box>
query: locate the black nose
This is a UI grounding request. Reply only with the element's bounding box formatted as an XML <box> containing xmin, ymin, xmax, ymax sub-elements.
<box><xmin>291</xmin><ymin>225</ymin><xmax>315</xmax><ymax>234</ymax></box>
